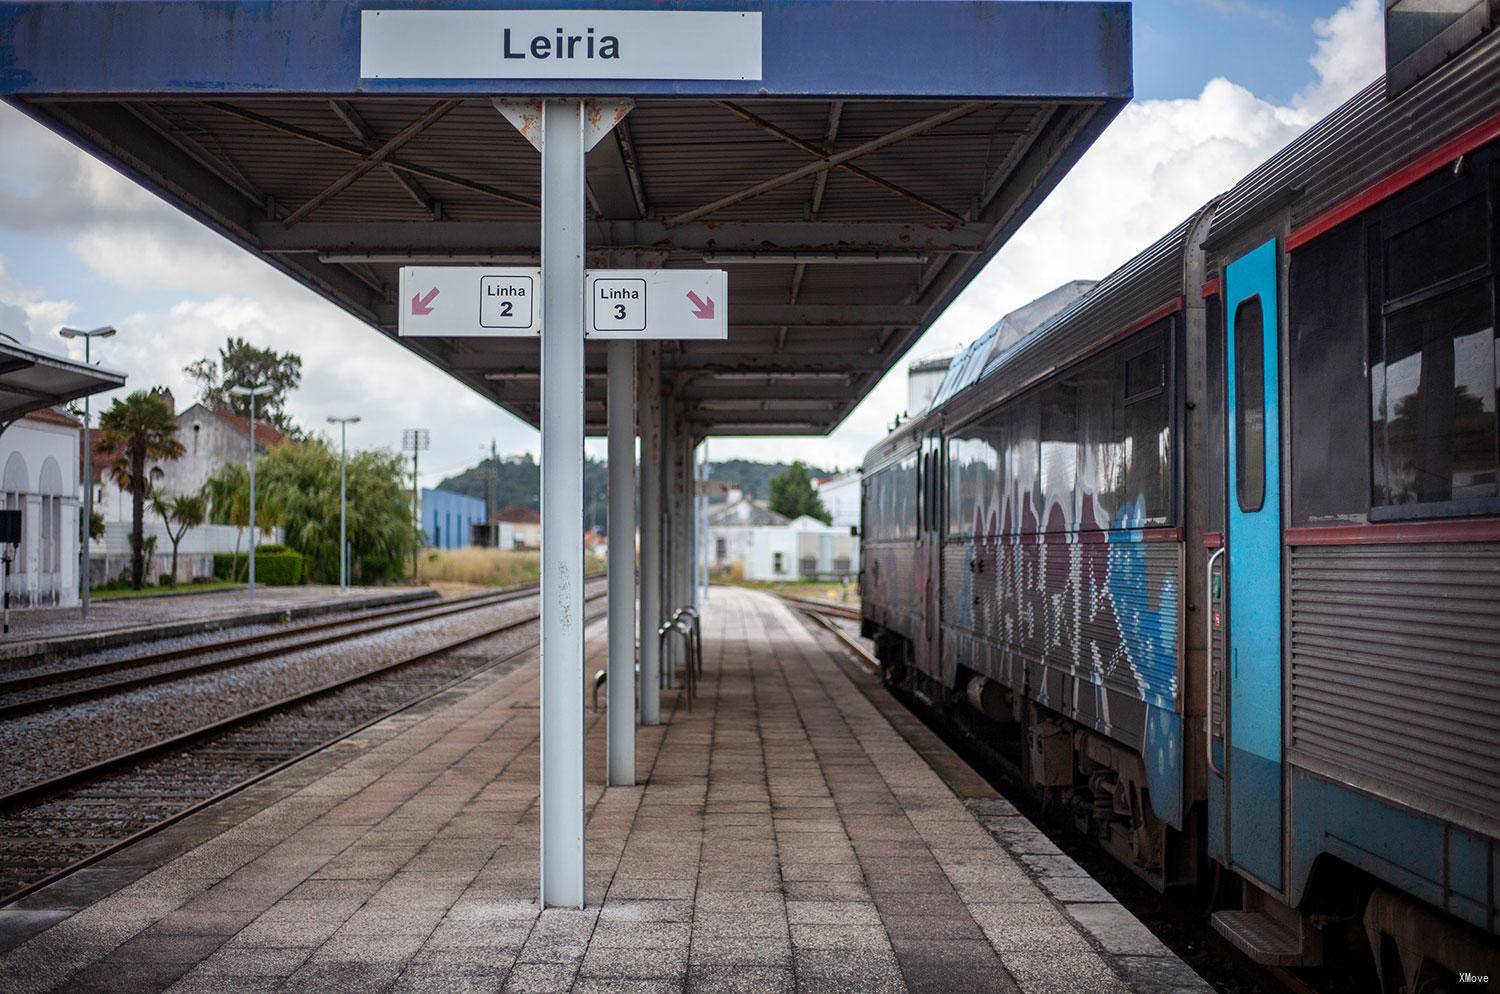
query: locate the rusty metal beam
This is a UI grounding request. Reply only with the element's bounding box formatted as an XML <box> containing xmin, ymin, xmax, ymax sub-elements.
<box><xmin>283</xmin><ymin>100</ymin><xmax>459</xmax><ymax>227</ymax></box>
<box><xmin>667</xmin><ymin>102</ymin><xmax>985</xmax><ymax>226</ymax></box>
<box><xmin>717</xmin><ymin>100</ymin><xmax>962</xmax><ymax>223</ymax></box>
<box><xmin>328</xmin><ymin>99</ymin><xmax>440</xmax><ymax>216</ymax></box>
<box><xmin>207</xmin><ymin>101</ymin><xmax>538</xmax><ymax>211</ymax></box>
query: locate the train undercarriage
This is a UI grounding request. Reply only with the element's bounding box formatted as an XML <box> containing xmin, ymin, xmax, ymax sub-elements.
<box><xmin>867</xmin><ymin>625</ymin><xmax>1500</xmax><ymax>993</ymax></box>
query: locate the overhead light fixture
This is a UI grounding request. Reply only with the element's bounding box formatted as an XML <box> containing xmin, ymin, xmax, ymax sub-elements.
<box><xmin>701</xmin><ymin>252</ymin><xmax>929</xmax><ymax>265</ymax></box>
<box><xmin>484</xmin><ymin>370</ymin><xmax>607</xmax><ymax>381</ymax></box>
<box><xmin>320</xmin><ymin>253</ymin><xmax>539</xmax><ymax>265</ymax></box>
<box><xmin>707</xmin><ymin>371</ymin><xmax>852</xmax><ymax>381</ymax></box>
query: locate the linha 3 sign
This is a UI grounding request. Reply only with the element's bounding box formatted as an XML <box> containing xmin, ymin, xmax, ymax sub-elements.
<box><xmin>361</xmin><ymin>10</ymin><xmax>762</xmax><ymax>81</ymax></box>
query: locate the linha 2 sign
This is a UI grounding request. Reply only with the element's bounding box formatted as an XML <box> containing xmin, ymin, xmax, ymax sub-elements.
<box><xmin>361</xmin><ymin>10</ymin><xmax>762</xmax><ymax>81</ymax></box>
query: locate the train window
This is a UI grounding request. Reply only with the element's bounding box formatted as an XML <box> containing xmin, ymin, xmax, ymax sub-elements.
<box><xmin>1121</xmin><ymin>335</ymin><xmax>1171</xmax><ymax>524</ymax></box>
<box><xmin>1124</xmin><ymin>343</ymin><xmax>1164</xmax><ymax>401</ymax></box>
<box><xmin>1039</xmin><ymin>380</ymin><xmax>1079</xmax><ymax>528</ymax></box>
<box><xmin>1234</xmin><ymin>296</ymin><xmax>1267</xmax><ymax>513</ymax></box>
<box><xmin>1371</xmin><ymin>190</ymin><xmax>1497</xmax><ymax>512</ymax></box>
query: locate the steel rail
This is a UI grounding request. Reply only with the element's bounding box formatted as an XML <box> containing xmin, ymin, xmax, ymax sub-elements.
<box><xmin>0</xmin><ymin>591</ymin><xmax>608</xmax><ymax>813</ymax></box>
<box><xmin>0</xmin><ymin>600</ymin><xmax>609</xmax><ymax>908</ymax></box>
<box><xmin>0</xmin><ymin>584</ymin><xmax>559</xmax><ymax>719</ymax></box>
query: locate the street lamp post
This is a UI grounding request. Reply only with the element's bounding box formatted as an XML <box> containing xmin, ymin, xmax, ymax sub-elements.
<box><xmin>229</xmin><ymin>383</ymin><xmax>273</xmax><ymax>595</ymax></box>
<box><xmin>59</xmin><ymin>325</ymin><xmax>117</xmax><ymax>620</ymax></box>
<box><xmin>402</xmin><ymin>428</ymin><xmax>429</xmax><ymax>580</ymax></box>
<box><xmin>327</xmin><ymin>416</ymin><xmax>360</xmax><ymax>588</ymax></box>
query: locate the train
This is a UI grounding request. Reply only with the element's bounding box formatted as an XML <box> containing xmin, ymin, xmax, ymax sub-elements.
<box><xmin>860</xmin><ymin>17</ymin><xmax>1500</xmax><ymax>991</ymax></box>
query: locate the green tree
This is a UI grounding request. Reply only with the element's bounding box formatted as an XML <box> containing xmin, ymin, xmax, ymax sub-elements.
<box><xmin>152</xmin><ymin>492</ymin><xmax>206</xmax><ymax>586</ymax></box>
<box><xmin>185</xmin><ymin>336</ymin><xmax>304</xmax><ymax>436</ymax></box>
<box><xmin>210</xmin><ymin>437</ymin><xmax>415</xmax><ymax>584</ymax></box>
<box><xmin>202</xmin><ymin>461</ymin><xmax>251</xmax><ymax>580</ymax></box>
<box><xmin>768</xmin><ymin>461</ymin><xmax>831</xmax><ymax>524</ymax></box>
<box><xmin>96</xmin><ymin>390</ymin><xmax>185</xmax><ymax>589</ymax></box>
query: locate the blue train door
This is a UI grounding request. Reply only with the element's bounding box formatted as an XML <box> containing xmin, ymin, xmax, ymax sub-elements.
<box><xmin>1223</xmin><ymin>239</ymin><xmax>1283</xmax><ymax>890</ymax></box>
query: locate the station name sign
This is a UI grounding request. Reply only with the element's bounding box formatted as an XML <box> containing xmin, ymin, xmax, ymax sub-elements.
<box><xmin>361</xmin><ymin>10</ymin><xmax>762</xmax><ymax>81</ymax></box>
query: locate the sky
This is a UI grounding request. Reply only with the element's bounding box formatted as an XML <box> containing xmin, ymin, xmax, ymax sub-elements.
<box><xmin>0</xmin><ymin>0</ymin><xmax>1387</xmax><ymax>487</ymax></box>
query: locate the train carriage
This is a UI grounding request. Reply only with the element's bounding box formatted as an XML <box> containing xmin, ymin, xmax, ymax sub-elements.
<box><xmin>862</xmin><ymin>16</ymin><xmax>1500</xmax><ymax>987</ymax></box>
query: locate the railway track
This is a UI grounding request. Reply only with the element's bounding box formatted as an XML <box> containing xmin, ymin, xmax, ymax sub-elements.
<box><xmin>0</xmin><ymin>584</ymin><xmax>552</xmax><ymax>719</ymax></box>
<box><xmin>0</xmin><ymin>586</ymin><xmax>606</xmax><ymax>904</ymax></box>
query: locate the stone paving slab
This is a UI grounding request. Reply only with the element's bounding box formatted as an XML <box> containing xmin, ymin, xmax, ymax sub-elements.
<box><xmin>0</xmin><ymin>588</ymin><xmax>1211</xmax><ymax>993</ymax></box>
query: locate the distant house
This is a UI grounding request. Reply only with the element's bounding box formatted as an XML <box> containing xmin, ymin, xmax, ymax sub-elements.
<box><xmin>708</xmin><ymin>495</ymin><xmax>856</xmax><ymax>582</ymax></box>
<box><xmin>814</xmin><ymin>470</ymin><xmax>861</xmax><ymax>529</ymax></box>
<box><xmin>92</xmin><ymin>394</ymin><xmax>284</xmax><ymax>585</ymax></box>
<box><xmin>95</xmin><ymin>396</ymin><xmax>287</xmax><ymax>525</ymax></box>
<box><xmin>494</xmin><ymin>505</ymin><xmax>541</xmax><ymax>549</ymax></box>
<box><xmin>421</xmin><ymin>488</ymin><xmax>487</xmax><ymax>549</ymax></box>
<box><xmin>0</xmin><ymin>408</ymin><xmax>83</xmax><ymax>607</ymax></box>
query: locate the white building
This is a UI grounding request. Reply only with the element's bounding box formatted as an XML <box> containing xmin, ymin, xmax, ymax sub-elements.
<box><xmin>708</xmin><ymin>495</ymin><xmax>857</xmax><ymax>582</ymax></box>
<box><xmin>92</xmin><ymin>396</ymin><xmax>285</xmax><ymax>585</ymax></box>
<box><xmin>814</xmin><ymin>470</ymin><xmax>862</xmax><ymax>529</ymax></box>
<box><xmin>95</xmin><ymin>397</ymin><xmax>287</xmax><ymax>525</ymax></box>
<box><xmin>0</xmin><ymin>409</ymin><xmax>81</xmax><ymax>607</ymax></box>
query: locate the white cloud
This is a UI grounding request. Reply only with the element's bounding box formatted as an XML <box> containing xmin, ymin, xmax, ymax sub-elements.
<box><xmin>0</xmin><ymin>258</ymin><xmax>77</xmax><ymax>349</ymax></box>
<box><xmin>0</xmin><ymin>0</ymin><xmax>1386</xmax><ymax>480</ymax></box>
<box><xmin>712</xmin><ymin>0</ymin><xmax>1384</xmax><ymax>468</ymax></box>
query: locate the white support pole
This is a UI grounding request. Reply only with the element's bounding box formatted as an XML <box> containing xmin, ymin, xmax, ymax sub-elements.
<box><xmin>659</xmin><ymin>395</ymin><xmax>677</xmax><ymax>687</ymax></box>
<box><xmin>637</xmin><ymin>344</ymin><xmax>662</xmax><ymax>726</ymax></box>
<box><xmin>606</xmin><ymin>339</ymin><xmax>636</xmax><ymax>786</ymax></box>
<box><xmin>538</xmin><ymin>98</ymin><xmax>586</xmax><ymax>909</ymax></box>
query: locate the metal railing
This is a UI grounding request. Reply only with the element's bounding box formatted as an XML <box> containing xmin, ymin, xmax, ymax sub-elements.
<box><xmin>591</xmin><ymin>607</ymin><xmax>704</xmax><ymax>712</ymax></box>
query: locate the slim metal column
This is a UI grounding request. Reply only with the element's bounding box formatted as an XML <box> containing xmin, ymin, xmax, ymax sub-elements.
<box><xmin>606</xmin><ymin>339</ymin><xmax>636</xmax><ymax>786</ymax></box>
<box><xmin>637</xmin><ymin>343</ymin><xmax>662</xmax><ymax>726</ymax></box>
<box><xmin>538</xmin><ymin>99</ymin><xmax>586</xmax><ymax>909</ymax></box>
<box><xmin>659</xmin><ymin>394</ymin><xmax>678</xmax><ymax>686</ymax></box>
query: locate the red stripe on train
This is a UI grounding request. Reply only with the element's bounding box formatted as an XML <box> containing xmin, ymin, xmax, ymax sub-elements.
<box><xmin>1286</xmin><ymin>109</ymin><xmax>1500</xmax><ymax>252</ymax></box>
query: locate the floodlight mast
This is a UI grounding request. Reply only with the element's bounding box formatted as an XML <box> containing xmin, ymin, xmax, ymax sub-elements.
<box><xmin>402</xmin><ymin>428</ymin><xmax>430</xmax><ymax>579</ymax></box>
<box><xmin>229</xmin><ymin>383</ymin><xmax>273</xmax><ymax>595</ymax></box>
<box><xmin>58</xmin><ymin>325</ymin><xmax>117</xmax><ymax>619</ymax></box>
<box><xmin>328</xmin><ymin>416</ymin><xmax>361</xmax><ymax>588</ymax></box>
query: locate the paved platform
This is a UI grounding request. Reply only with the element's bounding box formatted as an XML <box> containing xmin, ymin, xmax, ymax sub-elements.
<box><xmin>0</xmin><ymin>588</ymin><xmax>1210</xmax><ymax>993</ymax></box>
<box><xmin>0</xmin><ymin>585</ymin><xmax>437</xmax><ymax>665</ymax></box>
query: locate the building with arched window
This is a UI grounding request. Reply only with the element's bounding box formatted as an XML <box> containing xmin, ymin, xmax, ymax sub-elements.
<box><xmin>0</xmin><ymin>409</ymin><xmax>82</xmax><ymax>608</ymax></box>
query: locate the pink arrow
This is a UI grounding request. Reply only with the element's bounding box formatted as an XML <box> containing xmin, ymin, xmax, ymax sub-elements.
<box><xmin>686</xmin><ymin>290</ymin><xmax>714</xmax><ymax>319</ymax></box>
<box><xmin>411</xmin><ymin>287</ymin><xmax>440</xmax><ymax>315</ymax></box>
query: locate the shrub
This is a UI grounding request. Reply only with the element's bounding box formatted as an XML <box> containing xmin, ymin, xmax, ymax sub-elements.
<box><xmin>213</xmin><ymin>548</ymin><xmax>305</xmax><ymax>585</ymax></box>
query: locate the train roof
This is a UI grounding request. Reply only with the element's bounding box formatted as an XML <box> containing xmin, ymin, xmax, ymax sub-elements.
<box><xmin>1206</xmin><ymin>30</ymin><xmax>1500</xmax><ymax>254</ymax></box>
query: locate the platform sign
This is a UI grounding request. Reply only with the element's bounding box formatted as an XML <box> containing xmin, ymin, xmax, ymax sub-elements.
<box><xmin>696</xmin><ymin>479</ymin><xmax>734</xmax><ymax>498</ymax></box>
<box><xmin>585</xmin><ymin>269</ymin><xmax>728</xmax><ymax>341</ymax></box>
<box><xmin>362</xmin><ymin>10</ymin><xmax>762</xmax><ymax>81</ymax></box>
<box><xmin>398</xmin><ymin>267</ymin><xmax>542</xmax><ymax>337</ymax></box>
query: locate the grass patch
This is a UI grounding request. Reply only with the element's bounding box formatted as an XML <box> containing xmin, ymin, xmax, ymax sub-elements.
<box><xmin>92</xmin><ymin>579</ymin><xmax>245</xmax><ymax>600</ymax></box>
<box><xmin>417</xmin><ymin>547</ymin><xmax>606</xmax><ymax>588</ymax></box>
<box><xmin>717</xmin><ymin>577</ymin><xmax>858</xmax><ymax>605</ymax></box>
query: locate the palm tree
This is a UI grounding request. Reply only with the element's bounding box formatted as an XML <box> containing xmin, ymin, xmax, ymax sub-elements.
<box><xmin>96</xmin><ymin>391</ymin><xmax>184</xmax><ymax>589</ymax></box>
<box><xmin>151</xmin><ymin>492</ymin><xmax>206</xmax><ymax>586</ymax></box>
<box><xmin>202</xmin><ymin>462</ymin><xmax>250</xmax><ymax>581</ymax></box>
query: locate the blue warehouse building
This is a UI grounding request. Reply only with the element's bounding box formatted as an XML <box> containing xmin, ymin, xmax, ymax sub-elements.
<box><xmin>421</xmin><ymin>488</ymin><xmax>486</xmax><ymax>550</ymax></box>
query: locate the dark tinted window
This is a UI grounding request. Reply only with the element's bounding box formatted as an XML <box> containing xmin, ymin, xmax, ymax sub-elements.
<box><xmin>1371</xmin><ymin>189</ymin><xmax>1497</xmax><ymax>512</ymax></box>
<box><xmin>1287</xmin><ymin>217</ymin><xmax>1370</xmax><ymax>525</ymax></box>
<box><xmin>943</xmin><ymin>321</ymin><xmax>1172</xmax><ymax>537</ymax></box>
<box><xmin>1121</xmin><ymin>337</ymin><xmax>1170</xmax><ymax>523</ymax></box>
<box><xmin>1234</xmin><ymin>296</ymin><xmax>1267</xmax><ymax>513</ymax></box>
<box><xmin>1384</xmin><ymin>197</ymin><xmax>1488</xmax><ymax>301</ymax></box>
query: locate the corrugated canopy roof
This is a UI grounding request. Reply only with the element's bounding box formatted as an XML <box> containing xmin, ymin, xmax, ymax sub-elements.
<box><xmin>1</xmin><ymin>1</ymin><xmax>1131</xmax><ymax>436</ymax></box>
<box><xmin>0</xmin><ymin>342</ymin><xmax>127</xmax><ymax>427</ymax></box>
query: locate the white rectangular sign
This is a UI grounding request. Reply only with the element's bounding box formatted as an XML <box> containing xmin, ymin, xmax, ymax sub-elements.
<box><xmin>361</xmin><ymin>10</ymin><xmax>762</xmax><ymax>81</ymax></box>
<box><xmin>696</xmin><ymin>479</ymin><xmax>734</xmax><ymax>498</ymax></box>
<box><xmin>399</xmin><ymin>267</ymin><xmax>542</xmax><ymax>338</ymax></box>
<box><xmin>585</xmin><ymin>269</ymin><xmax>727</xmax><ymax>341</ymax></box>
